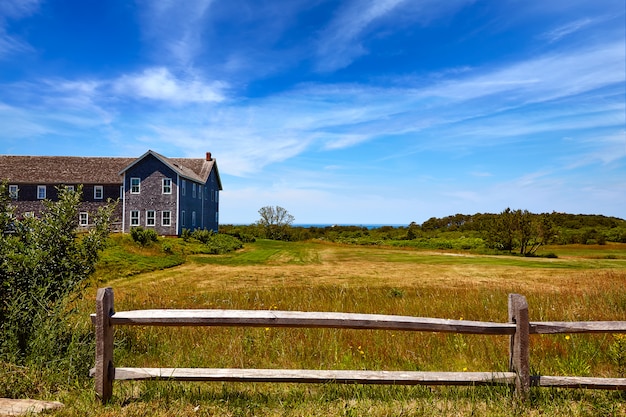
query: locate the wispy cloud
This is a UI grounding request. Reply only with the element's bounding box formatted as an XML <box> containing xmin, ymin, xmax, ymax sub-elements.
<box><xmin>0</xmin><ymin>0</ymin><xmax>40</xmax><ymax>59</ymax></box>
<box><xmin>314</xmin><ymin>0</ymin><xmax>475</xmax><ymax>72</ymax></box>
<box><xmin>541</xmin><ymin>18</ymin><xmax>594</xmax><ymax>42</ymax></box>
<box><xmin>138</xmin><ymin>0</ymin><xmax>215</xmax><ymax>67</ymax></box>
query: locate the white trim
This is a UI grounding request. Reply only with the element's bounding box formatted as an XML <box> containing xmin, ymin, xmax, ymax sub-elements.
<box><xmin>130</xmin><ymin>177</ymin><xmax>141</xmax><ymax>194</ymax></box>
<box><xmin>121</xmin><ymin>174</ymin><xmax>126</xmax><ymax>232</ymax></box>
<box><xmin>162</xmin><ymin>178</ymin><xmax>172</xmax><ymax>194</ymax></box>
<box><xmin>162</xmin><ymin>210</ymin><xmax>171</xmax><ymax>227</ymax></box>
<box><xmin>176</xmin><ymin>176</ymin><xmax>180</xmax><ymax>235</ymax></box>
<box><xmin>130</xmin><ymin>210</ymin><xmax>140</xmax><ymax>226</ymax></box>
<box><xmin>79</xmin><ymin>212</ymin><xmax>89</xmax><ymax>226</ymax></box>
<box><xmin>94</xmin><ymin>185</ymin><xmax>104</xmax><ymax>200</ymax></box>
<box><xmin>8</xmin><ymin>184</ymin><xmax>18</xmax><ymax>200</ymax></box>
<box><xmin>146</xmin><ymin>210</ymin><xmax>156</xmax><ymax>227</ymax></box>
<box><xmin>37</xmin><ymin>185</ymin><xmax>46</xmax><ymax>199</ymax></box>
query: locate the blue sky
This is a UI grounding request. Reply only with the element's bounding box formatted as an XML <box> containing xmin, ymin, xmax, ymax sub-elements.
<box><xmin>0</xmin><ymin>0</ymin><xmax>624</xmax><ymax>225</ymax></box>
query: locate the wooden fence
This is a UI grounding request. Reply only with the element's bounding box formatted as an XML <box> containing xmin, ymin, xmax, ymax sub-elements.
<box><xmin>92</xmin><ymin>287</ymin><xmax>626</xmax><ymax>403</ymax></box>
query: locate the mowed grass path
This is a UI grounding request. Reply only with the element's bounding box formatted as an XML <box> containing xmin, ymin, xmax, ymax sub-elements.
<box><xmin>70</xmin><ymin>240</ymin><xmax>626</xmax><ymax>417</ymax></box>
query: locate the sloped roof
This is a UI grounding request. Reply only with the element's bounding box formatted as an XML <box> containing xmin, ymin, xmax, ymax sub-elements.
<box><xmin>0</xmin><ymin>151</ymin><xmax>222</xmax><ymax>189</ymax></box>
<box><xmin>118</xmin><ymin>150</ymin><xmax>222</xmax><ymax>188</ymax></box>
<box><xmin>0</xmin><ymin>155</ymin><xmax>134</xmax><ymax>184</ymax></box>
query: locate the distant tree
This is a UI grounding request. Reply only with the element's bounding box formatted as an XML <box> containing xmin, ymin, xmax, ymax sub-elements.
<box><xmin>257</xmin><ymin>206</ymin><xmax>295</xmax><ymax>240</ymax></box>
<box><xmin>486</xmin><ymin>208</ymin><xmax>556</xmax><ymax>255</ymax></box>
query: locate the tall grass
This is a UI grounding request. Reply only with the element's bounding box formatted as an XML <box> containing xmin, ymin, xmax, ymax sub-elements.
<box><xmin>21</xmin><ymin>239</ymin><xmax>626</xmax><ymax>416</ymax></box>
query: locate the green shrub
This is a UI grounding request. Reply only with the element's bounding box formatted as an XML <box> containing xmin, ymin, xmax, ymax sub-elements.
<box><xmin>204</xmin><ymin>233</ymin><xmax>244</xmax><ymax>254</ymax></box>
<box><xmin>192</xmin><ymin>228</ymin><xmax>214</xmax><ymax>243</ymax></box>
<box><xmin>0</xmin><ymin>183</ymin><xmax>112</xmax><ymax>382</ymax></box>
<box><xmin>131</xmin><ymin>226</ymin><xmax>158</xmax><ymax>246</ymax></box>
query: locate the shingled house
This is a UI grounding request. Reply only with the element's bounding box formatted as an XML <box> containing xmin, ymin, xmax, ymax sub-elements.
<box><xmin>0</xmin><ymin>150</ymin><xmax>222</xmax><ymax>236</ymax></box>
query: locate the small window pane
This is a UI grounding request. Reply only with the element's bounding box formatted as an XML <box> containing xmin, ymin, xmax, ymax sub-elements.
<box><xmin>131</xmin><ymin>178</ymin><xmax>141</xmax><ymax>194</ymax></box>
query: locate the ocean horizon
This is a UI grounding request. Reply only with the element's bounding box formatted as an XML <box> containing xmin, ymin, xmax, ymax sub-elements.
<box><xmin>224</xmin><ymin>223</ymin><xmax>408</xmax><ymax>229</ymax></box>
<box><xmin>295</xmin><ymin>223</ymin><xmax>408</xmax><ymax>229</ymax></box>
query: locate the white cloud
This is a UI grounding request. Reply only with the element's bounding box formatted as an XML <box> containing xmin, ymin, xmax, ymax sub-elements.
<box><xmin>112</xmin><ymin>67</ymin><xmax>226</xmax><ymax>103</ymax></box>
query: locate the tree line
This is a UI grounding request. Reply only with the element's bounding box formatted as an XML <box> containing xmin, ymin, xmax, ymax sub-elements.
<box><xmin>221</xmin><ymin>207</ymin><xmax>626</xmax><ymax>255</ymax></box>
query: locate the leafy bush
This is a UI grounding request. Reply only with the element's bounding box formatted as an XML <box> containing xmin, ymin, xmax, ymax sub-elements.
<box><xmin>191</xmin><ymin>228</ymin><xmax>214</xmax><ymax>243</ymax></box>
<box><xmin>204</xmin><ymin>233</ymin><xmax>244</xmax><ymax>254</ymax></box>
<box><xmin>0</xmin><ymin>184</ymin><xmax>113</xmax><ymax>374</ymax></box>
<box><xmin>131</xmin><ymin>226</ymin><xmax>158</xmax><ymax>246</ymax></box>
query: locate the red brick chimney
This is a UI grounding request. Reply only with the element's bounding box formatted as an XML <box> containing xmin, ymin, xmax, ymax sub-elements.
<box><xmin>206</xmin><ymin>152</ymin><xmax>212</xmax><ymax>161</ymax></box>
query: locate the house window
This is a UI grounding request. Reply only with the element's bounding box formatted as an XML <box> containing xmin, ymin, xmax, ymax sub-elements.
<box><xmin>198</xmin><ymin>186</ymin><xmax>202</xmax><ymax>199</ymax></box>
<box><xmin>146</xmin><ymin>210</ymin><xmax>156</xmax><ymax>226</ymax></box>
<box><xmin>162</xmin><ymin>211</ymin><xmax>171</xmax><ymax>226</ymax></box>
<box><xmin>130</xmin><ymin>210</ymin><xmax>140</xmax><ymax>226</ymax></box>
<box><xmin>120</xmin><ymin>186</ymin><xmax>124</xmax><ymax>200</ymax></box>
<box><xmin>94</xmin><ymin>185</ymin><xmax>103</xmax><ymax>200</ymax></box>
<box><xmin>181</xmin><ymin>210</ymin><xmax>186</xmax><ymax>226</ymax></box>
<box><xmin>204</xmin><ymin>186</ymin><xmax>208</xmax><ymax>200</ymax></box>
<box><xmin>79</xmin><ymin>212</ymin><xmax>89</xmax><ymax>226</ymax></box>
<box><xmin>181</xmin><ymin>180</ymin><xmax>186</xmax><ymax>196</ymax></box>
<box><xmin>162</xmin><ymin>178</ymin><xmax>172</xmax><ymax>194</ymax></box>
<box><xmin>8</xmin><ymin>185</ymin><xmax>18</xmax><ymax>200</ymax></box>
<box><xmin>66</xmin><ymin>185</ymin><xmax>75</xmax><ymax>192</ymax></box>
<box><xmin>131</xmin><ymin>178</ymin><xmax>141</xmax><ymax>194</ymax></box>
<box><xmin>192</xmin><ymin>211</ymin><xmax>196</xmax><ymax>228</ymax></box>
<box><xmin>37</xmin><ymin>185</ymin><xmax>46</xmax><ymax>199</ymax></box>
<box><xmin>192</xmin><ymin>183</ymin><xmax>196</xmax><ymax>198</ymax></box>
<box><xmin>215</xmin><ymin>191</ymin><xmax>219</xmax><ymax>202</ymax></box>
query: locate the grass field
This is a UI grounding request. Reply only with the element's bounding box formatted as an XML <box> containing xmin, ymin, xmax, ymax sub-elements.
<box><xmin>48</xmin><ymin>239</ymin><xmax>626</xmax><ymax>415</ymax></box>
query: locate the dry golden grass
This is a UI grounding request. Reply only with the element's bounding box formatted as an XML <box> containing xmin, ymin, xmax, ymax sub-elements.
<box><xmin>62</xmin><ymin>240</ymin><xmax>626</xmax><ymax>417</ymax></box>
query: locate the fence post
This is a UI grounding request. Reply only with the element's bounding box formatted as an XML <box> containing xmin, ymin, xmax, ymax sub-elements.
<box><xmin>95</xmin><ymin>287</ymin><xmax>115</xmax><ymax>403</ymax></box>
<box><xmin>508</xmin><ymin>293</ymin><xmax>530</xmax><ymax>400</ymax></box>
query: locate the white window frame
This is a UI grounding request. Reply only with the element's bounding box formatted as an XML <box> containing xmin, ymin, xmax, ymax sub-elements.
<box><xmin>146</xmin><ymin>210</ymin><xmax>156</xmax><ymax>227</ymax></box>
<box><xmin>37</xmin><ymin>185</ymin><xmax>46</xmax><ymax>199</ymax></box>
<box><xmin>8</xmin><ymin>185</ymin><xmax>18</xmax><ymax>200</ymax></box>
<box><xmin>130</xmin><ymin>178</ymin><xmax>141</xmax><ymax>194</ymax></box>
<box><xmin>162</xmin><ymin>178</ymin><xmax>172</xmax><ymax>194</ymax></box>
<box><xmin>120</xmin><ymin>185</ymin><xmax>124</xmax><ymax>200</ymax></box>
<box><xmin>66</xmin><ymin>185</ymin><xmax>75</xmax><ymax>192</ymax></box>
<box><xmin>94</xmin><ymin>185</ymin><xmax>103</xmax><ymax>200</ymax></box>
<box><xmin>79</xmin><ymin>212</ymin><xmax>89</xmax><ymax>226</ymax></box>
<box><xmin>130</xmin><ymin>210</ymin><xmax>140</xmax><ymax>226</ymax></box>
<box><xmin>192</xmin><ymin>183</ymin><xmax>196</xmax><ymax>198</ymax></box>
<box><xmin>181</xmin><ymin>180</ymin><xmax>186</xmax><ymax>196</ymax></box>
<box><xmin>162</xmin><ymin>211</ymin><xmax>171</xmax><ymax>226</ymax></box>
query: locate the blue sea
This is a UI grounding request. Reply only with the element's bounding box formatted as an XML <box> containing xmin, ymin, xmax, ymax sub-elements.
<box><xmin>293</xmin><ymin>224</ymin><xmax>406</xmax><ymax>229</ymax></box>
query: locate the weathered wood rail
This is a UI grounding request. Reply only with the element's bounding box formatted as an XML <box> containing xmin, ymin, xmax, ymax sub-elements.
<box><xmin>92</xmin><ymin>288</ymin><xmax>626</xmax><ymax>403</ymax></box>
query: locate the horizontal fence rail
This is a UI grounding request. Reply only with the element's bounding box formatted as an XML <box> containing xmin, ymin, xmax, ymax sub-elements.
<box><xmin>92</xmin><ymin>288</ymin><xmax>626</xmax><ymax>403</ymax></box>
